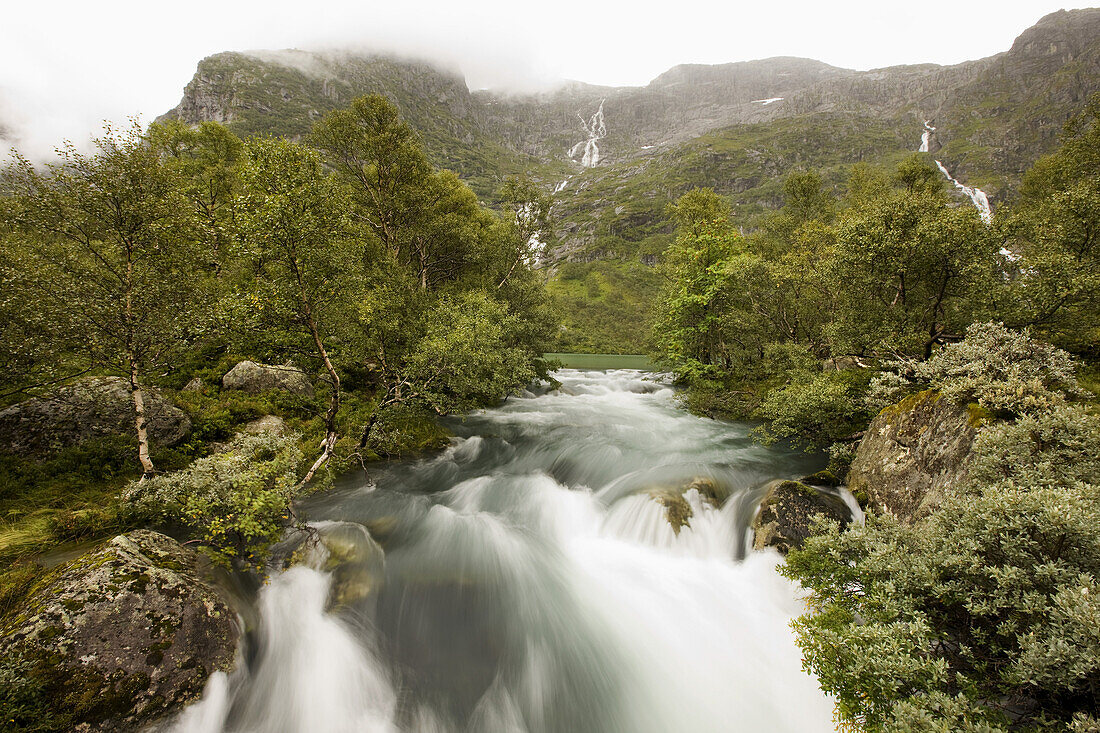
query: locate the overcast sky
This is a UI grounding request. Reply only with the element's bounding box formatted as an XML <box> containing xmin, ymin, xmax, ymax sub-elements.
<box><xmin>0</xmin><ymin>0</ymin><xmax>1087</xmax><ymax>157</ymax></box>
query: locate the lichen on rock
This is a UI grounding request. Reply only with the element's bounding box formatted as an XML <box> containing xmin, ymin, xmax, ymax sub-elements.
<box><xmin>752</xmin><ymin>479</ymin><xmax>850</xmax><ymax>555</ymax></box>
<box><xmin>0</xmin><ymin>377</ymin><xmax>191</xmax><ymax>457</ymax></box>
<box><xmin>0</xmin><ymin>530</ymin><xmax>239</xmax><ymax>730</ymax></box>
<box><xmin>847</xmin><ymin>389</ymin><xmax>979</xmax><ymax>523</ymax></box>
<box><xmin>221</xmin><ymin>360</ymin><xmax>315</xmax><ymax>397</ymax></box>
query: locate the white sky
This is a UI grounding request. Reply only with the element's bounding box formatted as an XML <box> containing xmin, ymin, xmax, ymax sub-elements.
<box><xmin>0</xmin><ymin>0</ymin><xmax>1087</xmax><ymax>157</ymax></box>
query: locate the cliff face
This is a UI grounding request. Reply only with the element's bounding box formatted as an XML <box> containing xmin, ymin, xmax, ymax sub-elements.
<box><xmin>161</xmin><ymin>9</ymin><xmax>1100</xmax><ymax>350</ymax></box>
<box><xmin>164</xmin><ymin>9</ymin><xmax>1100</xmax><ymax>199</ymax></box>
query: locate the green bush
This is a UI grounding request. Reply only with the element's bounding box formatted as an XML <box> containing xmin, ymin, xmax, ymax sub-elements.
<box><xmin>753</xmin><ymin>370</ymin><xmax>872</xmax><ymax>451</ymax></box>
<box><xmin>914</xmin><ymin>322</ymin><xmax>1084</xmax><ymax>417</ymax></box>
<box><xmin>0</xmin><ymin>656</ymin><xmax>68</xmax><ymax>732</ymax></box>
<box><xmin>968</xmin><ymin>405</ymin><xmax>1100</xmax><ymax>489</ymax></box>
<box><xmin>124</xmin><ymin>433</ymin><xmax>303</xmax><ymax>568</ymax></box>
<box><xmin>784</xmin><ymin>475</ymin><xmax>1100</xmax><ymax>731</ymax></box>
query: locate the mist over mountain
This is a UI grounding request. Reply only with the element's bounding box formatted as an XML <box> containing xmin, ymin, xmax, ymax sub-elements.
<box><xmin>160</xmin><ymin>8</ymin><xmax>1100</xmax><ymax>351</ymax></box>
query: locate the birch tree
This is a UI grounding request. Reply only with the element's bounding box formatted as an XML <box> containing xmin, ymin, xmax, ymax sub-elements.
<box><xmin>2</xmin><ymin>123</ymin><xmax>208</xmax><ymax>478</ymax></box>
<box><xmin>234</xmin><ymin>137</ymin><xmax>360</xmax><ymax>484</ymax></box>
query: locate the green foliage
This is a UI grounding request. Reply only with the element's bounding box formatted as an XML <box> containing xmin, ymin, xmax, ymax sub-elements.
<box><xmin>752</xmin><ymin>370</ymin><xmax>872</xmax><ymax>451</ymax></box>
<box><xmin>0</xmin><ymin>656</ymin><xmax>68</xmax><ymax>733</ymax></box>
<box><xmin>968</xmin><ymin>405</ymin><xmax>1100</xmax><ymax>489</ymax></box>
<box><xmin>1005</xmin><ymin>95</ymin><xmax>1100</xmax><ymax>352</ymax></box>
<box><xmin>825</xmin><ymin>188</ymin><xmax>998</xmax><ymax>358</ymax></box>
<box><xmin>125</xmin><ymin>434</ymin><xmax>302</xmax><ymax>568</ymax></box>
<box><xmin>914</xmin><ymin>322</ymin><xmax>1083</xmax><ymax>417</ymax></box>
<box><xmin>785</xmin><ymin>473</ymin><xmax>1100</xmax><ymax>731</ymax></box>
<box><xmin>399</xmin><ymin>291</ymin><xmax>537</xmax><ymax>414</ymax></box>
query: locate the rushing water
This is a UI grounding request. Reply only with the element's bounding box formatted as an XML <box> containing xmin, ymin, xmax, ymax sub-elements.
<box><xmin>173</xmin><ymin>369</ymin><xmax>838</xmax><ymax>733</ymax></box>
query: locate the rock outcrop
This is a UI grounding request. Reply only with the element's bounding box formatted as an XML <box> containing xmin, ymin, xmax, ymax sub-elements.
<box><xmin>221</xmin><ymin>360</ymin><xmax>314</xmax><ymax>397</ymax></box>
<box><xmin>0</xmin><ymin>530</ymin><xmax>239</xmax><ymax>730</ymax></box>
<box><xmin>0</xmin><ymin>377</ymin><xmax>191</xmax><ymax>457</ymax></box>
<box><xmin>752</xmin><ymin>480</ymin><xmax>851</xmax><ymax>554</ymax></box>
<box><xmin>847</xmin><ymin>390</ymin><xmax>982</xmax><ymax>524</ymax></box>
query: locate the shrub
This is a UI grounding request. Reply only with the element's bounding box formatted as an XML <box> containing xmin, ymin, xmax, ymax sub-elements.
<box><xmin>124</xmin><ymin>433</ymin><xmax>302</xmax><ymax>568</ymax></box>
<box><xmin>784</xmin><ymin>476</ymin><xmax>1100</xmax><ymax>731</ymax></box>
<box><xmin>753</xmin><ymin>370</ymin><xmax>872</xmax><ymax>451</ymax></box>
<box><xmin>914</xmin><ymin>322</ymin><xmax>1083</xmax><ymax>417</ymax></box>
<box><xmin>968</xmin><ymin>405</ymin><xmax>1100</xmax><ymax>489</ymax></box>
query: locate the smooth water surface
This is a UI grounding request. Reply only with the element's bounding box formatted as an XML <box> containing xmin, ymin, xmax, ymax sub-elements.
<box><xmin>174</xmin><ymin>369</ymin><xmax>837</xmax><ymax>733</ymax></box>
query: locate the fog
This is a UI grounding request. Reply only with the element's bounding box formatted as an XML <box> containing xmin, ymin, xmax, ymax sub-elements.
<box><xmin>0</xmin><ymin>0</ymin><xmax>1085</xmax><ymax>159</ymax></box>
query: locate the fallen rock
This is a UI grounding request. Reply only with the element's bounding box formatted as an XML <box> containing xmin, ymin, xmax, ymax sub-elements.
<box><xmin>0</xmin><ymin>530</ymin><xmax>239</xmax><ymax>730</ymax></box>
<box><xmin>752</xmin><ymin>480</ymin><xmax>850</xmax><ymax>554</ymax></box>
<box><xmin>181</xmin><ymin>377</ymin><xmax>205</xmax><ymax>392</ymax></box>
<box><xmin>0</xmin><ymin>377</ymin><xmax>191</xmax><ymax>457</ymax></box>
<box><xmin>848</xmin><ymin>390</ymin><xmax>983</xmax><ymax>523</ymax></box>
<box><xmin>221</xmin><ymin>361</ymin><xmax>314</xmax><ymax>397</ymax></box>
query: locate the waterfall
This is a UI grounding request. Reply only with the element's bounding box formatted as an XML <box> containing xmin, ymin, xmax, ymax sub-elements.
<box><xmin>917</xmin><ymin>120</ymin><xmax>994</xmax><ymax>223</ymax></box>
<box><xmin>569</xmin><ymin>101</ymin><xmax>607</xmax><ymax>168</ymax></box>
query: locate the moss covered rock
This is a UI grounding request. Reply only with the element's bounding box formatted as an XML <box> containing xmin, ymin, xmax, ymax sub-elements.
<box><xmin>848</xmin><ymin>389</ymin><xmax>979</xmax><ymax>524</ymax></box>
<box><xmin>221</xmin><ymin>360</ymin><xmax>314</xmax><ymax>397</ymax></box>
<box><xmin>0</xmin><ymin>530</ymin><xmax>239</xmax><ymax>730</ymax></box>
<box><xmin>752</xmin><ymin>480</ymin><xmax>850</xmax><ymax>555</ymax></box>
<box><xmin>646</xmin><ymin>476</ymin><xmax>729</xmax><ymax>535</ymax></box>
<box><xmin>0</xmin><ymin>377</ymin><xmax>191</xmax><ymax>457</ymax></box>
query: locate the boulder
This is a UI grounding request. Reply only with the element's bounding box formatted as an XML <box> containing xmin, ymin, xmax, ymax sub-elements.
<box><xmin>181</xmin><ymin>377</ymin><xmax>205</xmax><ymax>392</ymax></box>
<box><xmin>848</xmin><ymin>390</ymin><xmax>982</xmax><ymax>524</ymax></box>
<box><xmin>0</xmin><ymin>377</ymin><xmax>191</xmax><ymax>457</ymax></box>
<box><xmin>221</xmin><ymin>361</ymin><xmax>314</xmax><ymax>397</ymax></box>
<box><xmin>752</xmin><ymin>480</ymin><xmax>851</xmax><ymax>554</ymax></box>
<box><xmin>647</xmin><ymin>476</ymin><xmax>729</xmax><ymax>535</ymax></box>
<box><xmin>240</xmin><ymin>414</ymin><xmax>289</xmax><ymax>437</ymax></box>
<box><xmin>0</xmin><ymin>530</ymin><xmax>239</xmax><ymax>730</ymax></box>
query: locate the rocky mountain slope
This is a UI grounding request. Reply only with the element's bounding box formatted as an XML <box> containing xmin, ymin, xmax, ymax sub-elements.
<box><xmin>163</xmin><ymin>8</ymin><xmax>1100</xmax><ymax>351</ymax></box>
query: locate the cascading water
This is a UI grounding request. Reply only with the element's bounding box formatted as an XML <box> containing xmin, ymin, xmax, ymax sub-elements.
<box><xmin>171</xmin><ymin>369</ymin><xmax>840</xmax><ymax>733</ymax></box>
<box><xmin>569</xmin><ymin>101</ymin><xmax>607</xmax><ymax>168</ymax></box>
<box><xmin>917</xmin><ymin>120</ymin><xmax>994</xmax><ymax>223</ymax></box>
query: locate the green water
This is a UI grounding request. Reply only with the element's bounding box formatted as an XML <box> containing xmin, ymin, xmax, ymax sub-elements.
<box><xmin>543</xmin><ymin>353</ymin><xmax>655</xmax><ymax>370</ymax></box>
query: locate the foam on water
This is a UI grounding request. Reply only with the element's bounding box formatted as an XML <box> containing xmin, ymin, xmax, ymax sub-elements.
<box><xmin>170</xmin><ymin>368</ymin><xmax>838</xmax><ymax>732</ymax></box>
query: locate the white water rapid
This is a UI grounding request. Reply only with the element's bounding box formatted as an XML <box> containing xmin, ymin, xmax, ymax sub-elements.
<box><xmin>171</xmin><ymin>369</ymin><xmax>839</xmax><ymax>733</ymax></box>
<box><xmin>917</xmin><ymin>120</ymin><xmax>994</xmax><ymax>223</ymax></box>
<box><xmin>569</xmin><ymin>101</ymin><xmax>607</xmax><ymax>168</ymax></box>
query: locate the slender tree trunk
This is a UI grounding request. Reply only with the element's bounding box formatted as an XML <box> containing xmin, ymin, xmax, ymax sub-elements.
<box><xmin>298</xmin><ymin>297</ymin><xmax>341</xmax><ymax>487</ymax></box>
<box><xmin>129</xmin><ymin>360</ymin><xmax>155</xmax><ymax>480</ymax></box>
<box><xmin>124</xmin><ymin>247</ymin><xmax>155</xmax><ymax>480</ymax></box>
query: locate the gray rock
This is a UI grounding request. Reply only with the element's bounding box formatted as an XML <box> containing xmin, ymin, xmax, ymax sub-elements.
<box><xmin>240</xmin><ymin>414</ymin><xmax>289</xmax><ymax>436</ymax></box>
<box><xmin>847</xmin><ymin>389</ymin><xmax>981</xmax><ymax>524</ymax></box>
<box><xmin>0</xmin><ymin>377</ymin><xmax>191</xmax><ymax>457</ymax></box>
<box><xmin>752</xmin><ymin>480</ymin><xmax>851</xmax><ymax>555</ymax></box>
<box><xmin>182</xmin><ymin>377</ymin><xmax>205</xmax><ymax>392</ymax></box>
<box><xmin>221</xmin><ymin>361</ymin><xmax>314</xmax><ymax>397</ymax></box>
<box><xmin>0</xmin><ymin>530</ymin><xmax>239</xmax><ymax>730</ymax></box>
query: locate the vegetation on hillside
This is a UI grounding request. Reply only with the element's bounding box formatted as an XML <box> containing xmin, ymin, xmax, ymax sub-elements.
<box><xmin>0</xmin><ymin>96</ymin><xmax>556</xmax><ymax>578</ymax></box>
<box><xmin>650</xmin><ymin>99</ymin><xmax>1100</xmax><ymax>731</ymax></box>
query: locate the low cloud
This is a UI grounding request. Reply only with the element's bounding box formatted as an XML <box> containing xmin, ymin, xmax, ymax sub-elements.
<box><xmin>0</xmin><ymin>0</ymin><xmax>1081</xmax><ymax>161</ymax></box>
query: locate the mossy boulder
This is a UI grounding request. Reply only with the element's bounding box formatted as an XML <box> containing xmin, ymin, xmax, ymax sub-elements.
<box><xmin>848</xmin><ymin>389</ymin><xmax>979</xmax><ymax>524</ymax></box>
<box><xmin>752</xmin><ymin>480</ymin><xmax>851</xmax><ymax>555</ymax></box>
<box><xmin>0</xmin><ymin>530</ymin><xmax>239</xmax><ymax>731</ymax></box>
<box><xmin>646</xmin><ymin>476</ymin><xmax>729</xmax><ymax>535</ymax></box>
<box><xmin>0</xmin><ymin>377</ymin><xmax>191</xmax><ymax>458</ymax></box>
<box><xmin>221</xmin><ymin>360</ymin><xmax>314</xmax><ymax>397</ymax></box>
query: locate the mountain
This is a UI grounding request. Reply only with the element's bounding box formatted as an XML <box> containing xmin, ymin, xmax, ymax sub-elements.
<box><xmin>162</xmin><ymin>8</ymin><xmax>1100</xmax><ymax>352</ymax></box>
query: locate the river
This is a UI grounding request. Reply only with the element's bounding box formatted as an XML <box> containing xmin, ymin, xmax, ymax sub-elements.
<box><xmin>173</xmin><ymin>368</ymin><xmax>838</xmax><ymax>732</ymax></box>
